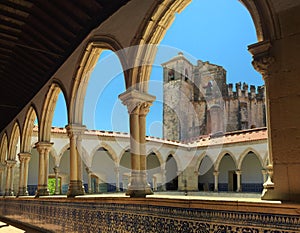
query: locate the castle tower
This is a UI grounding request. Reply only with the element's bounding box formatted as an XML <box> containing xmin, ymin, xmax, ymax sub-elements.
<box><xmin>162</xmin><ymin>52</ymin><xmax>194</xmax><ymax>141</ymax></box>
<box><xmin>162</xmin><ymin>54</ymin><xmax>266</xmax><ymax>141</ymax></box>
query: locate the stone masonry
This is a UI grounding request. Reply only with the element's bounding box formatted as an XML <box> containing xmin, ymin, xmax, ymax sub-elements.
<box><xmin>162</xmin><ymin>52</ymin><xmax>266</xmax><ymax>141</ymax></box>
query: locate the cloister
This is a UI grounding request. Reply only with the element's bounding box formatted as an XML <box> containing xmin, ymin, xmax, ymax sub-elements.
<box><xmin>1</xmin><ymin>126</ymin><xmax>268</xmax><ymax>196</ymax></box>
<box><xmin>0</xmin><ymin>0</ymin><xmax>299</xmax><ymax>232</ymax></box>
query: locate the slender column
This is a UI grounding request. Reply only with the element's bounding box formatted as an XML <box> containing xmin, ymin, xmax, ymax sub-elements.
<box><xmin>114</xmin><ymin>166</ymin><xmax>120</xmax><ymax>192</ymax></box>
<box><xmin>249</xmin><ymin>41</ymin><xmax>277</xmax><ymax>200</ymax></box>
<box><xmin>4</xmin><ymin>160</ymin><xmax>16</xmax><ymax>196</ymax></box>
<box><xmin>53</xmin><ymin>166</ymin><xmax>60</xmax><ymax>195</ymax></box>
<box><xmin>261</xmin><ymin>169</ymin><xmax>268</xmax><ymax>183</ymax></box>
<box><xmin>35</xmin><ymin>142</ymin><xmax>52</xmax><ymax>197</ymax></box>
<box><xmin>213</xmin><ymin>171</ymin><xmax>219</xmax><ymax>192</ymax></box>
<box><xmin>85</xmin><ymin>167</ymin><xmax>92</xmax><ymax>194</ymax></box>
<box><xmin>17</xmin><ymin>152</ymin><xmax>31</xmax><ymax>196</ymax></box>
<box><xmin>66</xmin><ymin>124</ymin><xmax>86</xmax><ymax>197</ymax></box>
<box><xmin>0</xmin><ymin>163</ymin><xmax>4</xmax><ymax>195</ymax></box>
<box><xmin>161</xmin><ymin>168</ymin><xmax>166</xmax><ymax>191</ymax></box>
<box><xmin>235</xmin><ymin>170</ymin><xmax>242</xmax><ymax>192</ymax></box>
<box><xmin>139</xmin><ymin>103</ymin><xmax>153</xmax><ymax>195</ymax></box>
<box><xmin>119</xmin><ymin>89</ymin><xmax>155</xmax><ymax>197</ymax></box>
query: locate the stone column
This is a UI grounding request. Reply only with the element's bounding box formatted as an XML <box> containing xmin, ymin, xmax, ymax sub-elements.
<box><xmin>4</xmin><ymin>160</ymin><xmax>16</xmax><ymax>196</ymax></box>
<box><xmin>261</xmin><ymin>169</ymin><xmax>268</xmax><ymax>183</ymax></box>
<box><xmin>53</xmin><ymin>166</ymin><xmax>60</xmax><ymax>195</ymax></box>
<box><xmin>17</xmin><ymin>152</ymin><xmax>31</xmax><ymax>196</ymax></box>
<box><xmin>213</xmin><ymin>171</ymin><xmax>219</xmax><ymax>192</ymax></box>
<box><xmin>35</xmin><ymin>142</ymin><xmax>52</xmax><ymax>197</ymax></box>
<box><xmin>66</xmin><ymin>124</ymin><xmax>86</xmax><ymax>197</ymax></box>
<box><xmin>0</xmin><ymin>163</ymin><xmax>4</xmax><ymax>195</ymax></box>
<box><xmin>139</xmin><ymin>102</ymin><xmax>152</xmax><ymax>195</ymax></box>
<box><xmin>161</xmin><ymin>168</ymin><xmax>166</xmax><ymax>191</ymax></box>
<box><xmin>235</xmin><ymin>170</ymin><xmax>242</xmax><ymax>192</ymax></box>
<box><xmin>119</xmin><ymin>89</ymin><xmax>155</xmax><ymax>197</ymax></box>
<box><xmin>249</xmin><ymin>41</ymin><xmax>278</xmax><ymax>200</ymax></box>
<box><xmin>114</xmin><ymin>166</ymin><xmax>120</xmax><ymax>192</ymax></box>
<box><xmin>85</xmin><ymin>167</ymin><xmax>92</xmax><ymax>194</ymax></box>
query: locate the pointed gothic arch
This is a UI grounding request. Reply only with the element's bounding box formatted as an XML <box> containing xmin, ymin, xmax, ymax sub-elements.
<box><xmin>69</xmin><ymin>36</ymin><xmax>128</xmax><ymax>125</ymax></box>
<box><xmin>8</xmin><ymin>122</ymin><xmax>21</xmax><ymax>161</ymax></box>
<box><xmin>39</xmin><ymin>83</ymin><xmax>67</xmax><ymax>142</ymax></box>
<box><xmin>21</xmin><ymin>106</ymin><xmax>38</xmax><ymax>153</ymax></box>
<box><xmin>0</xmin><ymin>133</ymin><xmax>8</xmax><ymax>164</ymax></box>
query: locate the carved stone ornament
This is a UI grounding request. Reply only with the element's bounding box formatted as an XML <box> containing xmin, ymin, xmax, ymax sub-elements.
<box><xmin>252</xmin><ymin>56</ymin><xmax>275</xmax><ymax>78</ymax></box>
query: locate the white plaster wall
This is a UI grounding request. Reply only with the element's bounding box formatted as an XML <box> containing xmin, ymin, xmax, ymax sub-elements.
<box><xmin>91</xmin><ymin>150</ymin><xmax>116</xmax><ymax>183</ymax></box>
<box><xmin>219</xmin><ymin>155</ymin><xmax>236</xmax><ymax>183</ymax></box>
<box><xmin>28</xmin><ymin>148</ymin><xmax>39</xmax><ymax>185</ymax></box>
<box><xmin>241</xmin><ymin>153</ymin><xmax>263</xmax><ymax>183</ymax></box>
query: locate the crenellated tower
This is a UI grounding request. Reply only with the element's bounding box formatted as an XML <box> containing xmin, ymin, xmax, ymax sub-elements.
<box><xmin>162</xmin><ymin>53</ymin><xmax>266</xmax><ymax>141</ymax></box>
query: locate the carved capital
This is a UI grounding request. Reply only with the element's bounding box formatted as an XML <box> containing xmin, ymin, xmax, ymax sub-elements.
<box><xmin>18</xmin><ymin>152</ymin><xmax>31</xmax><ymax>163</ymax></box>
<box><xmin>235</xmin><ymin>170</ymin><xmax>242</xmax><ymax>175</ymax></box>
<box><xmin>119</xmin><ymin>89</ymin><xmax>155</xmax><ymax>115</ymax></box>
<box><xmin>139</xmin><ymin>102</ymin><xmax>152</xmax><ymax>116</ymax></box>
<box><xmin>213</xmin><ymin>171</ymin><xmax>219</xmax><ymax>176</ymax></box>
<box><xmin>252</xmin><ymin>56</ymin><xmax>275</xmax><ymax>78</ymax></box>
<box><xmin>5</xmin><ymin>159</ymin><xmax>17</xmax><ymax>168</ymax></box>
<box><xmin>248</xmin><ymin>40</ymin><xmax>275</xmax><ymax>79</ymax></box>
<box><xmin>66</xmin><ymin>124</ymin><xmax>86</xmax><ymax>140</ymax></box>
<box><xmin>35</xmin><ymin>141</ymin><xmax>53</xmax><ymax>154</ymax></box>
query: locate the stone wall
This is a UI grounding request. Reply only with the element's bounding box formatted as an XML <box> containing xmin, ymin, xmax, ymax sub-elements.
<box><xmin>163</xmin><ymin>54</ymin><xmax>266</xmax><ymax>141</ymax></box>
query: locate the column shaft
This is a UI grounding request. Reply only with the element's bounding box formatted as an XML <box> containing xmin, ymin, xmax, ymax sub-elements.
<box><xmin>35</xmin><ymin>142</ymin><xmax>52</xmax><ymax>197</ymax></box>
<box><xmin>66</xmin><ymin>124</ymin><xmax>85</xmax><ymax>197</ymax></box>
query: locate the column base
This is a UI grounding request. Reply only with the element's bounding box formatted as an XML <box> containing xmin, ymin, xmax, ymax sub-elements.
<box><xmin>125</xmin><ymin>186</ymin><xmax>153</xmax><ymax>198</ymax></box>
<box><xmin>17</xmin><ymin>187</ymin><xmax>29</xmax><ymax>197</ymax></box>
<box><xmin>4</xmin><ymin>189</ymin><xmax>14</xmax><ymax>197</ymax></box>
<box><xmin>67</xmin><ymin>180</ymin><xmax>85</xmax><ymax>198</ymax></box>
<box><xmin>35</xmin><ymin>187</ymin><xmax>50</xmax><ymax>197</ymax></box>
<box><xmin>125</xmin><ymin>171</ymin><xmax>153</xmax><ymax>198</ymax></box>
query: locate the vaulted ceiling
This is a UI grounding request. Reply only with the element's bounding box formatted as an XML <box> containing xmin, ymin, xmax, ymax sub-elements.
<box><xmin>0</xmin><ymin>0</ymin><xmax>130</xmax><ymax>131</ymax></box>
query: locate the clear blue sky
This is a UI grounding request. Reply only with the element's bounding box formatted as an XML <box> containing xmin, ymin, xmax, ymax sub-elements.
<box><xmin>52</xmin><ymin>0</ymin><xmax>263</xmax><ymax>137</ymax></box>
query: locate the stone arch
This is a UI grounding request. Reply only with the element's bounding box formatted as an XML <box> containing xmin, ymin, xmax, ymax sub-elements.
<box><xmin>165</xmin><ymin>154</ymin><xmax>179</xmax><ymax>191</ymax></box>
<box><xmin>69</xmin><ymin>36</ymin><xmax>128</xmax><ymax>125</ymax></box>
<box><xmin>146</xmin><ymin>150</ymin><xmax>162</xmax><ymax>190</ymax></box>
<box><xmin>90</xmin><ymin>142</ymin><xmax>118</xmax><ymax>166</ymax></box>
<box><xmin>237</xmin><ymin>148</ymin><xmax>264</xmax><ymax>170</ymax></box>
<box><xmin>128</xmin><ymin>0</ymin><xmax>191</xmax><ymax>91</ymax></box>
<box><xmin>217</xmin><ymin>153</ymin><xmax>238</xmax><ymax>192</ymax></box>
<box><xmin>8</xmin><ymin>122</ymin><xmax>21</xmax><ymax>160</ymax></box>
<box><xmin>240</xmin><ymin>151</ymin><xmax>264</xmax><ymax>192</ymax></box>
<box><xmin>194</xmin><ymin>152</ymin><xmax>209</xmax><ymax>173</ymax></box>
<box><xmin>163</xmin><ymin>151</ymin><xmax>182</xmax><ymax>172</ymax></box>
<box><xmin>119</xmin><ymin>148</ymin><xmax>131</xmax><ymax>191</ymax></box>
<box><xmin>215</xmin><ymin>151</ymin><xmax>237</xmax><ymax>171</ymax></box>
<box><xmin>0</xmin><ymin>133</ymin><xmax>8</xmax><ymax>163</ymax></box>
<box><xmin>21</xmin><ymin>105</ymin><xmax>38</xmax><ymax>153</ymax></box>
<box><xmin>128</xmin><ymin>0</ymin><xmax>275</xmax><ymax>91</ymax></box>
<box><xmin>198</xmin><ymin>155</ymin><xmax>215</xmax><ymax>191</ymax></box>
<box><xmin>39</xmin><ymin>82</ymin><xmax>67</xmax><ymax>142</ymax></box>
<box><xmin>146</xmin><ymin>148</ymin><xmax>163</xmax><ymax>166</ymax></box>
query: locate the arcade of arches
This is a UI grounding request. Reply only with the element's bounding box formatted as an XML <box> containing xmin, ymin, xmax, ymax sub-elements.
<box><xmin>0</xmin><ymin>0</ymin><xmax>300</xmax><ymax>232</ymax></box>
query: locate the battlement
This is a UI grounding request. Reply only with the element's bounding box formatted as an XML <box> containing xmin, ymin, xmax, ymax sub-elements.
<box><xmin>227</xmin><ymin>82</ymin><xmax>264</xmax><ymax>99</ymax></box>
